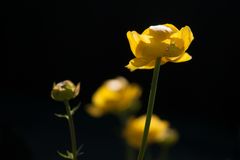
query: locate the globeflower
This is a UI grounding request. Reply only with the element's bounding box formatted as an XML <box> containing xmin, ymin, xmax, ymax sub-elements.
<box><xmin>87</xmin><ymin>77</ymin><xmax>142</xmax><ymax>117</ymax></box>
<box><xmin>51</xmin><ymin>80</ymin><xmax>80</xmax><ymax>102</ymax></box>
<box><xmin>123</xmin><ymin>115</ymin><xmax>178</xmax><ymax>148</ymax></box>
<box><xmin>126</xmin><ymin>24</ymin><xmax>194</xmax><ymax>71</ymax></box>
<box><xmin>50</xmin><ymin>80</ymin><xmax>81</xmax><ymax>160</ymax></box>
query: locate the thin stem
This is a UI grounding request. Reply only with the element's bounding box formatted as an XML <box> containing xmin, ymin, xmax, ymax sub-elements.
<box><xmin>137</xmin><ymin>57</ymin><xmax>161</xmax><ymax>160</ymax></box>
<box><xmin>64</xmin><ymin>101</ymin><xmax>78</xmax><ymax>160</ymax></box>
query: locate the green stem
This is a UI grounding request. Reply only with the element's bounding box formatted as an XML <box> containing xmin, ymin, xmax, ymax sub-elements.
<box><xmin>137</xmin><ymin>57</ymin><xmax>161</xmax><ymax>160</ymax></box>
<box><xmin>64</xmin><ymin>101</ymin><xmax>78</xmax><ymax>160</ymax></box>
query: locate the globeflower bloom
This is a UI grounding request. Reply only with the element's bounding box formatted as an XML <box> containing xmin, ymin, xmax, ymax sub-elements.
<box><xmin>123</xmin><ymin>115</ymin><xmax>178</xmax><ymax>148</ymax></box>
<box><xmin>126</xmin><ymin>24</ymin><xmax>194</xmax><ymax>71</ymax></box>
<box><xmin>87</xmin><ymin>77</ymin><xmax>142</xmax><ymax>117</ymax></box>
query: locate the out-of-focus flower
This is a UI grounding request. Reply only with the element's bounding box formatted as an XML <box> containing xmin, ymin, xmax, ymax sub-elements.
<box><xmin>87</xmin><ymin>77</ymin><xmax>142</xmax><ymax>117</ymax></box>
<box><xmin>123</xmin><ymin>114</ymin><xmax>178</xmax><ymax>148</ymax></box>
<box><xmin>126</xmin><ymin>24</ymin><xmax>194</xmax><ymax>71</ymax></box>
<box><xmin>51</xmin><ymin>80</ymin><xmax>80</xmax><ymax>102</ymax></box>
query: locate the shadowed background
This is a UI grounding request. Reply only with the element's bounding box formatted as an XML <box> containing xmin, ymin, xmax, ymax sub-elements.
<box><xmin>1</xmin><ymin>0</ymin><xmax>239</xmax><ymax>160</ymax></box>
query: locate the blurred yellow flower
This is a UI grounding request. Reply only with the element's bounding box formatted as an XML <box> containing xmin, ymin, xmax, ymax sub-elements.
<box><xmin>126</xmin><ymin>24</ymin><xmax>194</xmax><ymax>71</ymax></box>
<box><xmin>123</xmin><ymin>115</ymin><xmax>178</xmax><ymax>148</ymax></box>
<box><xmin>87</xmin><ymin>77</ymin><xmax>142</xmax><ymax>117</ymax></box>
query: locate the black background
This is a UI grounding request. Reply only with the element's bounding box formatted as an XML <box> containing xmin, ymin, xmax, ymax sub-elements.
<box><xmin>1</xmin><ymin>0</ymin><xmax>239</xmax><ymax>160</ymax></box>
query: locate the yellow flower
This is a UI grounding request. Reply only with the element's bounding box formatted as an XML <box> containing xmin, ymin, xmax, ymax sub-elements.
<box><xmin>51</xmin><ymin>80</ymin><xmax>80</xmax><ymax>102</ymax></box>
<box><xmin>126</xmin><ymin>24</ymin><xmax>194</xmax><ymax>71</ymax></box>
<box><xmin>123</xmin><ymin>115</ymin><xmax>178</xmax><ymax>148</ymax></box>
<box><xmin>87</xmin><ymin>77</ymin><xmax>142</xmax><ymax>117</ymax></box>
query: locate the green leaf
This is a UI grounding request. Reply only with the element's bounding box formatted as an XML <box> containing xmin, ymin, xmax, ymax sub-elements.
<box><xmin>70</xmin><ymin>102</ymin><xmax>81</xmax><ymax>115</ymax></box>
<box><xmin>54</xmin><ymin>113</ymin><xmax>69</xmax><ymax>119</ymax></box>
<box><xmin>66</xmin><ymin>150</ymin><xmax>73</xmax><ymax>159</ymax></box>
<box><xmin>57</xmin><ymin>151</ymin><xmax>72</xmax><ymax>159</ymax></box>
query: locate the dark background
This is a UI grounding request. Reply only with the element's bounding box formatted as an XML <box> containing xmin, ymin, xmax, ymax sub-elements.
<box><xmin>1</xmin><ymin>0</ymin><xmax>239</xmax><ymax>160</ymax></box>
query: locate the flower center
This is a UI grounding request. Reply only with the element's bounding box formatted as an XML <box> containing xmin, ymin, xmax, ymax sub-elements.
<box><xmin>149</xmin><ymin>25</ymin><xmax>172</xmax><ymax>33</ymax></box>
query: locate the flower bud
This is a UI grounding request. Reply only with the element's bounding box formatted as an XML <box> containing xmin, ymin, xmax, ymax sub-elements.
<box><xmin>51</xmin><ymin>80</ymin><xmax>80</xmax><ymax>101</ymax></box>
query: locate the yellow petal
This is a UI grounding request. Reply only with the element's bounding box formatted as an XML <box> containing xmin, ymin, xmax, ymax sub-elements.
<box><xmin>86</xmin><ymin>105</ymin><xmax>104</xmax><ymax>118</ymax></box>
<box><xmin>171</xmin><ymin>26</ymin><xmax>194</xmax><ymax>51</ymax></box>
<box><xmin>127</xmin><ymin>31</ymin><xmax>141</xmax><ymax>57</ymax></box>
<box><xmin>160</xmin><ymin>57</ymin><xmax>169</xmax><ymax>65</ymax></box>
<box><xmin>140</xmin><ymin>59</ymin><xmax>155</xmax><ymax>69</ymax></box>
<box><xmin>166</xmin><ymin>52</ymin><xmax>192</xmax><ymax>63</ymax></box>
<box><xmin>137</xmin><ymin>38</ymin><xmax>166</xmax><ymax>58</ymax></box>
<box><xmin>181</xmin><ymin>26</ymin><xmax>194</xmax><ymax>50</ymax></box>
<box><xmin>126</xmin><ymin>58</ymin><xmax>154</xmax><ymax>71</ymax></box>
<box><xmin>129</xmin><ymin>57</ymin><xmax>152</xmax><ymax>67</ymax></box>
<box><xmin>126</xmin><ymin>63</ymin><xmax>138</xmax><ymax>71</ymax></box>
<box><xmin>142</xmin><ymin>24</ymin><xmax>174</xmax><ymax>41</ymax></box>
<box><xmin>164</xmin><ymin>24</ymin><xmax>179</xmax><ymax>33</ymax></box>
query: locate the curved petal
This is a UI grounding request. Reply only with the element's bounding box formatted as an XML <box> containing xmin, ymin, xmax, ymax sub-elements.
<box><xmin>142</xmin><ymin>24</ymin><xmax>174</xmax><ymax>41</ymax></box>
<box><xmin>166</xmin><ymin>52</ymin><xmax>192</xmax><ymax>63</ymax></box>
<box><xmin>164</xmin><ymin>24</ymin><xmax>179</xmax><ymax>33</ymax></box>
<box><xmin>140</xmin><ymin>58</ymin><xmax>169</xmax><ymax>68</ymax></box>
<box><xmin>171</xmin><ymin>26</ymin><xmax>194</xmax><ymax>51</ymax></box>
<box><xmin>142</xmin><ymin>24</ymin><xmax>178</xmax><ymax>36</ymax></box>
<box><xmin>138</xmin><ymin>59</ymin><xmax>155</xmax><ymax>69</ymax></box>
<box><xmin>126</xmin><ymin>58</ymin><xmax>154</xmax><ymax>71</ymax></box>
<box><xmin>160</xmin><ymin>57</ymin><xmax>169</xmax><ymax>65</ymax></box>
<box><xmin>127</xmin><ymin>31</ymin><xmax>141</xmax><ymax>57</ymax></box>
<box><xmin>181</xmin><ymin>26</ymin><xmax>194</xmax><ymax>50</ymax></box>
<box><xmin>141</xmin><ymin>28</ymin><xmax>151</xmax><ymax>35</ymax></box>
